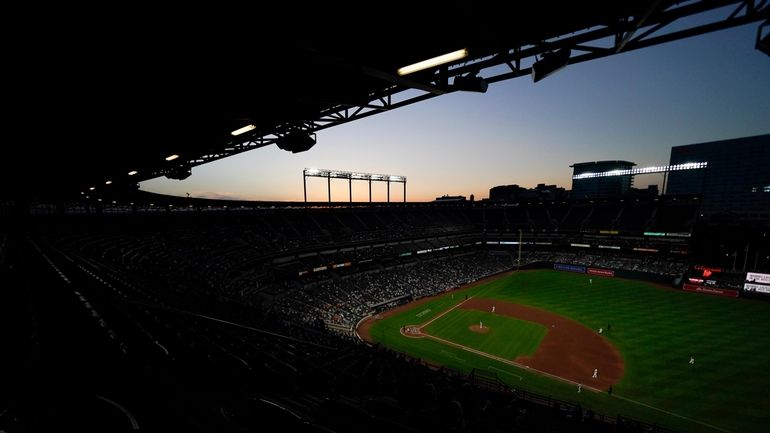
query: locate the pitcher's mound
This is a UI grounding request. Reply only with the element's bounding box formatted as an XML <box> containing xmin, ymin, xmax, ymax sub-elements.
<box><xmin>469</xmin><ymin>324</ymin><xmax>490</xmax><ymax>334</ymax></box>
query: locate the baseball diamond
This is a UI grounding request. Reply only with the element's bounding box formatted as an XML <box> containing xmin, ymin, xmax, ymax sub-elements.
<box><xmin>360</xmin><ymin>270</ymin><xmax>770</xmax><ymax>433</ymax></box>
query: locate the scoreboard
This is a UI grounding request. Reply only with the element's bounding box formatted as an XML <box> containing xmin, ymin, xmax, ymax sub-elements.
<box><xmin>687</xmin><ymin>265</ymin><xmax>727</xmax><ymax>287</ymax></box>
<box><xmin>684</xmin><ymin>265</ymin><xmax>745</xmax><ymax>298</ymax></box>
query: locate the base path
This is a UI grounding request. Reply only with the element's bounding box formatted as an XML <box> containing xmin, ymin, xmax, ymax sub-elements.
<box><xmin>459</xmin><ymin>298</ymin><xmax>624</xmax><ymax>389</ymax></box>
<box><xmin>357</xmin><ymin>270</ymin><xmax>515</xmax><ymax>341</ymax></box>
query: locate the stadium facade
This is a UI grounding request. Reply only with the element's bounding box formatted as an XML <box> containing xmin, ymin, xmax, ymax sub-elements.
<box><xmin>666</xmin><ymin>134</ymin><xmax>770</xmax><ymax>218</ymax></box>
<box><xmin>570</xmin><ymin>160</ymin><xmax>635</xmax><ymax>199</ymax></box>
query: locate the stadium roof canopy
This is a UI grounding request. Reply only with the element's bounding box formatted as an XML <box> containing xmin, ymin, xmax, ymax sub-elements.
<box><xmin>5</xmin><ymin>0</ymin><xmax>767</xmax><ymax>199</ymax></box>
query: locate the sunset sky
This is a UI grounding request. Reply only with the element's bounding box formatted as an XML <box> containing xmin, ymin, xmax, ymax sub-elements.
<box><xmin>141</xmin><ymin>19</ymin><xmax>770</xmax><ymax>202</ymax></box>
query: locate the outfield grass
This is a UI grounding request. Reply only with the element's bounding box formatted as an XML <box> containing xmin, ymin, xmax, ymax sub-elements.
<box><xmin>367</xmin><ymin>270</ymin><xmax>770</xmax><ymax>433</ymax></box>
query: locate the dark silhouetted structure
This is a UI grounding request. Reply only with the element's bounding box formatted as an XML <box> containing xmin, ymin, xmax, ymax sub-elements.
<box><xmin>489</xmin><ymin>184</ymin><xmax>567</xmax><ymax>202</ymax></box>
<box><xmin>570</xmin><ymin>161</ymin><xmax>636</xmax><ymax>199</ymax></box>
<box><xmin>434</xmin><ymin>194</ymin><xmax>467</xmax><ymax>202</ymax></box>
<box><xmin>667</xmin><ymin>134</ymin><xmax>770</xmax><ymax>219</ymax></box>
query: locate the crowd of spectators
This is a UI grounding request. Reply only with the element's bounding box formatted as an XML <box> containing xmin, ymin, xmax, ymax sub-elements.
<box><xmin>274</xmin><ymin>252</ymin><xmax>510</xmax><ymax>331</ymax></box>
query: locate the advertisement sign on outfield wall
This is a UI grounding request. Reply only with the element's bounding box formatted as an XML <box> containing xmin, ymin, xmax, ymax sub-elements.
<box><xmin>746</xmin><ymin>272</ymin><xmax>770</xmax><ymax>285</ymax></box>
<box><xmin>554</xmin><ymin>263</ymin><xmax>586</xmax><ymax>273</ymax></box>
<box><xmin>744</xmin><ymin>283</ymin><xmax>770</xmax><ymax>294</ymax></box>
<box><xmin>588</xmin><ymin>268</ymin><xmax>615</xmax><ymax>277</ymax></box>
<box><xmin>683</xmin><ymin>283</ymin><xmax>739</xmax><ymax>298</ymax></box>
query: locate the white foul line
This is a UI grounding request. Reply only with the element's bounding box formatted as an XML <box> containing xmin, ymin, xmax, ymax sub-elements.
<box><xmin>420</xmin><ymin>296</ymin><xmax>473</xmax><ymax>328</ymax></box>
<box><xmin>420</xmin><ymin>331</ymin><xmax>599</xmax><ymax>390</ymax></box>
<box><xmin>489</xmin><ymin>366</ymin><xmax>522</xmax><ymax>381</ymax></box>
<box><xmin>611</xmin><ymin>394</ymin><xmax>732</xmax><ymax>433</ymax></box>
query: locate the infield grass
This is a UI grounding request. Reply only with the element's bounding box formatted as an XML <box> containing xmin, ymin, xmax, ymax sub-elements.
<box><xmin>424</xmin><ymin>309</ymin><xmax>546</xmax><ymax>359</ymax></box>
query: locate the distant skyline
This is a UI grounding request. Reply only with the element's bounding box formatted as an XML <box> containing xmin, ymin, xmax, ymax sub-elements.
<box><xmin>142</xmin><ymin>21</ymin><xmax>770</xmax><ymax>202</ymax></box>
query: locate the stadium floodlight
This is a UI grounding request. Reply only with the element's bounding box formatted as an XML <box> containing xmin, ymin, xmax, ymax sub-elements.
<box><xmin>302</xmin><ymin>168</ymin><xmax>407</xmax><ymax>203</ymax></box>
<box><xmin>532</xmin><ymin>48</ymin><xmax>571</xmax><ymax>83</ymax></box>
<box><xmin>128</xmin><ymin>170</ymin><xmax>138</xmax><ymax>176</ymax></box>
<box><xmin>397</xmin><ymin>48</ymin><xmax>469</xmax><ymax>76</ymax></box>
<box><xmin>230</xmin><ymin>123</ymin><xmax>256</xmax><ymax>136</ymax></box>
<box><xmin>303</xmin><ymin>169</ymin><xmax>405</xmax><ymax>183</ymax></box>
<box><xmin>165</xmin><ymin>154</ymin><xmax>180</xmax><ymax>161</ymax></box>
<box><xmin>572</xmin><ymin>162</ymin><xmax>708</xmax><ymax>179</ymax></box>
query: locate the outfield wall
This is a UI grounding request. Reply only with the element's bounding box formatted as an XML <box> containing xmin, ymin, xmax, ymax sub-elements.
<box><xmin>612</xmin><ymin>268</ymin><xmax>678</xmax><ymax>286</ymax></box>
<box><xmin>521</xmin><ymin>261</ymin><xmax>680</xmax><ymax>287</ymax></box>
<box><xmin>682</xmin><ymin>283</ymin><xmax>739</xmax><ymax>298</ymax></box>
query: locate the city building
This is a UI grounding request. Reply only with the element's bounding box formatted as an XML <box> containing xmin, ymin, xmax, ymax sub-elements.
<box><xmin>434</xmin><ymin>194</ymin><xmax>466</xmax><ymax>202</ymax></box>
<box><xmin>570</xmin><ymin>161</ymin><xmax>636</xmax><ymax>199</ymax></box>
<box><xmin>667</xmin><ymin>134</ymin><xmax>770</xmax><ymax>218</ymax></box>
<box><xmin>489</xmin><ymin>183</ymin><xmax>567</xmax><ymax>202</ymax></box>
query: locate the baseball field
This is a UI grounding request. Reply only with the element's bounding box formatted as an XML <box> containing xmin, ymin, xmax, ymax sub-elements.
<box><xmin>360</xmin><ymin>270</ymin><xmax>770</xmax><ymax>433</ymax></box>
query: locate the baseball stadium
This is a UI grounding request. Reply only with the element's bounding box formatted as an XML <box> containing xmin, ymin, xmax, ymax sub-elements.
<box><xmin>5</xmin><ymin>181</ymin><xmax>770</xmax><ymax>432</ymax></box>
<box><xmin>3</xmin><ymin>2</ymin><xmax>770</xmax><ymax>433</ymax></box>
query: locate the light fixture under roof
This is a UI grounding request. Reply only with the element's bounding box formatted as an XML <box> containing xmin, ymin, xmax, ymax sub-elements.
<box><xmin>231</xmin><ymin>124</ymin><xmax>256</xmax><ymax>136</ymax></box>
<box><xmin>105</xmin><ymin>180</ymin><xmax>112</xmax><ymax>185</ymax></box>
<box><xmin>128</xmin><ymin>170</ymin><xmax>138</xmax><ymax>176</ymax></box>
<box><xmin>452</xmin><ymin>74</ymin><xmax>488</xmax><ymax>93</ymax></box>
<box><xmin>276</xmin><ymin>131</ymin><xmax>316</xmax><ymax>153</ymax></box>
<box><xmin>397</xmin><ymin>48</ymin><xmax>469</xmax><ymax>76</ymax></box>
<box><xmin>165</xmin><ymin>154</ymin><xmax>179</xmax><ymax>161</ymax></box>
<box><xmin>89</xmin><ymin>186</ymin><xmax>95</xmax><ymax>190</ymax></box>
<box><xmin>532</xmin><ymin>48</ymin><xmax>571</xmax><ymax>83</ymax></box>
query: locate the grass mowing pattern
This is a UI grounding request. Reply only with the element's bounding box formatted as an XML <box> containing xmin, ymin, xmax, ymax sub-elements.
<box><xmin>424</xmin><ymin>309</ymin><xmax>546</xmax><ymax>359</ymax></box>
<box><xmin>368</xmin><ymin>270</ymin><xmax>770</xmax><ymax>433</ymax></box>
